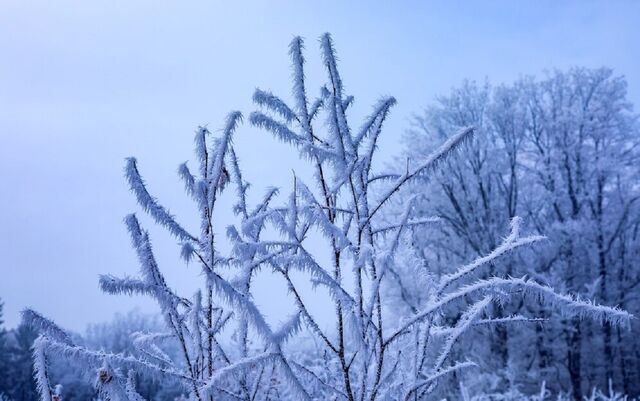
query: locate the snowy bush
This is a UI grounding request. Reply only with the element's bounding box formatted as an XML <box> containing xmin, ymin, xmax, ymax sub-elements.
<box><xmin>23</xmin><ymin>34</ymin><xmax>631</xmax><ymax>401</ymax></box>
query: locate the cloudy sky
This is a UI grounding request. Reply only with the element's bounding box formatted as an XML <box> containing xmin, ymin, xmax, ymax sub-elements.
<box><xmin>1</xmin><ymin>0</ymin><xmax>639</xmax><ymax>331</ymax></box>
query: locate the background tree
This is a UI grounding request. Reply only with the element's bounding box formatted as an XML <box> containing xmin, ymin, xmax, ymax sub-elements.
<box><xmin>0</xmin><ymin>298</ymin><xmax>11</xmax><ymax>399</ymax></box>
<box><xmin>401</xmin><ymin>68</ymin><xmax>640</xmax><ymax>398</ymax></box>
<box><xmin>8</xmin><ymin>322</ymin><xmax>39</xmax><ymax>401</ymax></box>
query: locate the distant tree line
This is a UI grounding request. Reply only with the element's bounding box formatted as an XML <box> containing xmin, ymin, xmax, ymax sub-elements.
<box><xmin>0</xmin><ymin>303</ymin><xmax>182</xmax><ymax>401</ymax></box>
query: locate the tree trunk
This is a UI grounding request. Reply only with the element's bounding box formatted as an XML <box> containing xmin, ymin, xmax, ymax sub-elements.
<box><xmin>568</xmin><ymin>319</ymin><xmax>583</xmax><ymax>400</ymax></box>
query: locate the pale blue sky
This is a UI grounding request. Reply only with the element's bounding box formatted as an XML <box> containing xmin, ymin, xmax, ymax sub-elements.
<box><xmin>1</xmin><ymin>1</ymin><xmax>639</xmax><ymax>331</ymax></box>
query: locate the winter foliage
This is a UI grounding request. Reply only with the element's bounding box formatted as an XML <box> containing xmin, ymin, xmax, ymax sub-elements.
<box><xmin>21</xmin><ymin>35</ymin><xmax>632</xmax><ymax>401</ymax></box>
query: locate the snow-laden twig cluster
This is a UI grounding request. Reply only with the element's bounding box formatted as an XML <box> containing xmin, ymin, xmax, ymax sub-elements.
<box><xmin>24</xmin><ymin>34</ymin><xmax>631</xmax><ymax>401</ymax></box>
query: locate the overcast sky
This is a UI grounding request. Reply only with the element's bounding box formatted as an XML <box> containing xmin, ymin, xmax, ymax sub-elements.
<box><xmin>1</xmin><ymin>1</ymin><xmax>639</xmax><ymax>332</ymax></box>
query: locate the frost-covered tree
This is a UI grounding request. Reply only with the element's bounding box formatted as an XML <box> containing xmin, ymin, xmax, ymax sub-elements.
<box><xmin>400</xmin><ymin>69</ymin><xmax>640</xmax><ymax>398</ymax></box>
<box><xmin>23</xmin><ymin>35</ymin><xmax>631</xmax><ymax>401</ymax></box>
